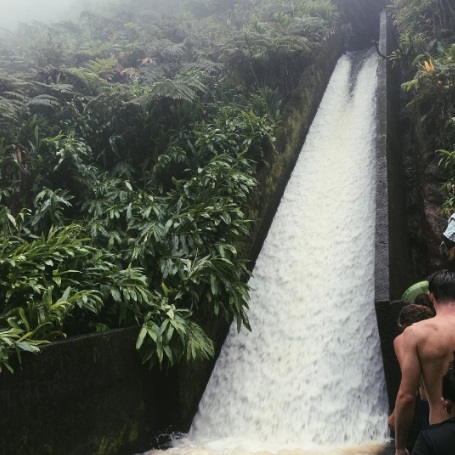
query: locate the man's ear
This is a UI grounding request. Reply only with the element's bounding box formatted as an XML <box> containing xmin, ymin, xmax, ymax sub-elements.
<box><xmin>429</xmin><ymin>292</ymin><xmax>436</xmax><ymax>305</ymax></box>
<box><xmin>442</xmin><ymin>397</ymin><xmax>453</xmax><ymax>414</ymax></box>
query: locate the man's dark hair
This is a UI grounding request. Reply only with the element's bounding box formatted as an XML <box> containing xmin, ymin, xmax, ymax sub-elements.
<box><xmin>414</xmin><ymin>293</ymin><xmax>435</xmax><ymax>314</ymax></box>
<box><xmin>397</xmin><ymin>304</ymin><xmax>434</xmax><ymax>331</ymax></box>
<box><xmin>428</xmin><ymin>270</ymin><xmax>455</xmax><ymax>303</ymax></box>
<box><xmin>442</xmin><ymin>351</ymin><xmax>455</xmax><ymax>403</ymax></box>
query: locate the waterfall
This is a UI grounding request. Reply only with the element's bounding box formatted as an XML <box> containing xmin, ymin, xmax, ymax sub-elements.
<box><xmin>148</xmin><ymin>48</ymin><xmax>389</xmax><ymax>455</ymax></box>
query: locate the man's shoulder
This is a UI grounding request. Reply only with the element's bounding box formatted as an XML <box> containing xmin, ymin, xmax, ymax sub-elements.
<box><xmin>402</xmin><ymin>320</ymin><xmax>440</xmax><ymax>348</ymax></box>
<box><xmin>404</xmin><ymin>319</ymin><xmax>435</xmax><ymax>338</ymax></box>
<box><xmin>411</xmin><ymin>315</ymin><xmax>451</xmax><ymax>330</ymax></box>
<box><xmin>407</xmin><ymin>315</ymin><xmax>455</xmax><ymax>356</ymax></box>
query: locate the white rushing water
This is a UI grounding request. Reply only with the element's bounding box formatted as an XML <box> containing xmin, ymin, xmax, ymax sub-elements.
<box><xmin>148</xmin><ymin>48</ymin><xmax>389</xmax><ymax>455</ymax></box>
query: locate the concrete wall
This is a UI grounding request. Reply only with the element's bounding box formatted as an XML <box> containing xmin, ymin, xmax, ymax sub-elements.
<box><xmin>374</xmin><ymin>9</ymin><xmax>421</xmax><ymax>451</ymax></box>
<box><xmin>375</xmin><ymin>10</ymin><xmax>415</xmax><ymax>304</ymax></box>
<box><xmin>0</xmin><ymin>328</ymin><xmax>174</xmax><ymax>455</ymax></box>
<box><xmin>374</xmin><ymin>7</ymin><xmax>406</xmax><ymax>411</ymax></box>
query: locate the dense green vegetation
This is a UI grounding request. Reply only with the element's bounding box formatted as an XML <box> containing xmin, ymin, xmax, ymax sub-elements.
<box><xmin>0</xmin><ymin>0</ymin><xmax>340</xmax><ymax>372</ymax></box>
<box><xmin>389</xmin><ymin>0</ymin><xmax>455</xmax><ymax>216</ymax></box>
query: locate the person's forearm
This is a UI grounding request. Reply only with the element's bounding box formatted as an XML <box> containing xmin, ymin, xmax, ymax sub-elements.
<box><xmin>395</xmin><ymin>393</ymin><xmax>416</xmax><ymax>450</ymax></box>
<box><xmin>388</xmin><ymin>409</ymin><xmax>396</xmax><ymax>430</ymax></box>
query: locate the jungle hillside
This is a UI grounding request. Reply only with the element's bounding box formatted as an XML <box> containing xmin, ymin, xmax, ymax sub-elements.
<box><xmin>0</xmin><ymin>0</ymin><xmax>454</xmax><ymax>374</ymax></box>
<box><xmin>0</xmin><ymin>0</ymin><xmax>345</xmax><ymax>373</ymax></box>
<box><xmin>389</xmin><ymin>0</ymin><xmax>455</xmax><ymax>272</ymax></box>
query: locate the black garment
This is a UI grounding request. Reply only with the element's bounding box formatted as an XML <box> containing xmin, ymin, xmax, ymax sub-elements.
<box><xmin>412</xmin><ymin>416</ymin><xmax>455</xmax><ymax>455</ymax></box>
<box><xmin>417</xmin><ymin>397</ymin><xmax>430</xmax><ymax>430</ymax></box>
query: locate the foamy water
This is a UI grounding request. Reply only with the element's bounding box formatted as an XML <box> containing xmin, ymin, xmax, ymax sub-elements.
<box><xmin>146</xmin><ymin>48</ymin><xmax>389</xmax><ymax>455</ymax></box>
<box><xmin>150</xmin><ymin>442</ymin><xmax>389</xmax><ymax>455</ymax></box>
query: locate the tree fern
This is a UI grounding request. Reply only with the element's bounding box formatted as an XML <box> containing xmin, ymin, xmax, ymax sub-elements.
<box><xmin>287</xmin><ymin>16</ymin><xmax>327</xmax><ymax>40</ymax></box>
<box><xmin>84</xmin><ymin>57</ymin><xmax>119</xmax><ymax>81</ymax></box>
<box><xmin>138</xmin><ymin>62</ymin><xmax>174</xmax><ymax>84</ymax></box>
<box><xmin>146</xmin><ymin>73</ymin><xmax>207</xmax><ymax>103</ymax></box>
<box><xmin>0</xmin><ymin>97</ymin><xmax>24</xmax><ymax>136</ymax></box>
<box><xmin>28</xmin><ymin>94</ymin><xmax>61</xmax><ymax>116</ymax></box>
<box><xmin>47</xmin><ymin>83</ymin><xmax>75</xmax><ymax>96</ymax></box>
<box><xmin>65</xmin><ymin>68</ymin><xmax>109</xmax><ymax>96</ymax></box>
<box><xmin>183</xmin><ymin>59</ymin><xmax>224</xmax><ymax>76</ymax></box>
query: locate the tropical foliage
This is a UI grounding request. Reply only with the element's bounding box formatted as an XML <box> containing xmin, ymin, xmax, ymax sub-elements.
<box><xmin>389</xmin><ymin>0</ymin><xmax>455</xmax><ymax>216</ymax></box>
<box><xmin>0</xmin><ymin>0</ymin><xmax>340</xmax><ymax>372</ymax></box>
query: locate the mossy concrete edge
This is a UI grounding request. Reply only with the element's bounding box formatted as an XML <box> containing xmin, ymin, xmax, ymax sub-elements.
<box><xmin>375</xmin><ymin>9</ymin><xmax>421</xmax><ymax>450</ymax></box>
<box><xmin>0</xmin><ymin>327</ymin><xmax>174</xmax><ymax>455</ymax></box>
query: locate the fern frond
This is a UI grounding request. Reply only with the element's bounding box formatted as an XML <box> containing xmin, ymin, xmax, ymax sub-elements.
<box><xmin>83</xmin><ymin>89</ymin><xmax>141</xmax><ymax>120</ymax></box>
<box><xmin>65</xmin><ymin>68</ymin><xmax>109</xmax><ymax>95</ymax></box>
<box><xmin>148</xmin><ymin>78</ymin><xmax>197</xmax><ymax>101</ymax></box>
<box><xmin>0</xmin><ymin>73</ymin><xmax>19</xmax><ymax>92</ymax></box>
<box><xmin>180</xmin><ymin>73</ymin><xmax>208</xmax><ymax>93</ymax></box>
<box><xmin>139</xmin><ymin>63</ymin><xmax>174</xmax><ymax>84</ymax></box>
<box><xmin>162</xmin><ymin>42</ymin><xmax>186</xmax><ymax>60</ymax></box>
<box><xmin>28</xmin><ymin>94</ymin><xmax>61</xmax><ymax>115</ymax></box>
<box><xmin>183</xmin><ymin>60</ymin><xmax>224</xmax><ymax>76</ymax></box>
<box><xmin>1</xmin><ymin>91</ymin><xmax>29</xmax><ymax>103</ymax></box>
<box><xmin>287</xmin><ymin>16</ymin><xmax>326</xmax><ymax>39</ymax></box>
<box><xmin>0</xmin><ymin>96</ymin><xmax>25</xmax><ymax>134</ymax></box>
<box><xmin>49</xmin><ymin>84</ymin><xmax>75</xmax><ymax>94</ymax></box>
<box><xmin>84</xmin><ymin>58</ymin><xmax>118</xmax><ymax>80</ymax></box>
<box><xmin>147</xmin><ymin>39</ymin><xmax>175</xmax><ymax>57</ymax></box>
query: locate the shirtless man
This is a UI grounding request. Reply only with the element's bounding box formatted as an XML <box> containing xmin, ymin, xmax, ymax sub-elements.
<box><xmin>388</xmin><ymin>304</ymin><xmax>434</xmax><ymax>430</ymax></box>
<box><xmin>395</xmin><ymin>270</ymin><xmax>455</xmax><ymax>455</ymax></box>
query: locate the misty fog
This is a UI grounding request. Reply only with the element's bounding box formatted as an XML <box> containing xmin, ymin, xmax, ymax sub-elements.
<box><xmin>0</xmin><ymin>0</ymin><xmax>115</xmax><ymax>30</ymax></box>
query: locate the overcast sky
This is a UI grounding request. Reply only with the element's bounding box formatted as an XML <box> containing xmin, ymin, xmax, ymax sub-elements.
<box><xmin>0</xmin><ymin>0</ymin><xmax>101</xmax><ymax>30</ymax></box>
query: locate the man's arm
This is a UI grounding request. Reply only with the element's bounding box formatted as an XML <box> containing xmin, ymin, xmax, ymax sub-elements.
<box><xmin>394</xmin><ymin>326</ymin><xmax>421</xmax><ymax>455</ymax></box>
<box><xmin>388</xmin><ymin>335</ymin><xmax>404</xmax><ymax>431</ymax></box>
<box><xmin>394</xmin><ymin>335</ymin><xmax>404</xmax><ymax>369</ymax></box>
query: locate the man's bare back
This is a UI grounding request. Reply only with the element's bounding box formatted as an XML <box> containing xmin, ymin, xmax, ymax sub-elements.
<box><xmin>387</xmin><ymin>304</ymin><xmax>434</xmax><ymax>430</ymax></box>
<box><xmin>405</xmin><ymin>312</ymin><xmax>455</xmax><ymax>423</ymax></box>
<box><xmin>395</xmin><ymin>270</ymin><xmax>455</xmax><ymax>455</ymax></box>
